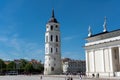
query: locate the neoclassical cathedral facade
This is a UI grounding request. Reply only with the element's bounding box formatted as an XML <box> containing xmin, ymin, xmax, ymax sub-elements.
<box><xmin>85</xmin><ymin>17</ymin><xmax>120</xmax><ymax>77</ymax></box>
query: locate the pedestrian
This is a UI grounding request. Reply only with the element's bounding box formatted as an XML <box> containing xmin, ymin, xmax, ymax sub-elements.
<box><xmin>65</xmin><ymin>74</ymin><xmax>69</xmax><ymax>80</ymax></box>
<box><xmin>67</xmin><ymin>76</ymin><xmax>70</xmax><ymax>80</ymax></box>
<box><xmin>97</xmin><ymin>73</ymin><xmax>99</xmax><ymax>78</ymax></box>
<box><xmin>92</xmin><ymin>74</ymin><xmax>95</xmax><ymax>78</ymax></box>
<box><xmin>79</xmin><ymin>75</ymin><xmax>82</xmax><ymax>80</ymax></box>
<box><xmin>70</xmin><ymin>77</ymin><xmax>73</xmax><ymax>80</ymax></box>
<box><xmin>40</xmin><ymin>75</ymin><xmax>42</xmax><ymax>80</ymax></box>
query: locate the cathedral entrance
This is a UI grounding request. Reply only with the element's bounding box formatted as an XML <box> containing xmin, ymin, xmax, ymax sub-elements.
<box><xmin>112</xmin><ymin>47</ymin><xmax>120</xmax><ymax>71</ymax></box>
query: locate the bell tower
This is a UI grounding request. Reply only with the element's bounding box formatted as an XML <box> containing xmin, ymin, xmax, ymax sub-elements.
<box><xmin>44</xmin><ymin>9</ymin><xmax>62</xmax><ymax>75</ymax></box>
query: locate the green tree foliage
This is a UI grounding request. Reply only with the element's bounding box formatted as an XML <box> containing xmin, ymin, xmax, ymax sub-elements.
<box><xmin>0</xmin><ymin>59</ymin><xmax>6</xmax><ymax>72</ymax></box>
<box><xmin>0</xmin><ymin>59</ymin><xmax>44</xmax><ymax>74</ymax></box>
<box><xmin>20</xmin><ymin>59</ymin><xmax>28</xmax><ymax>70</ymax></box>
<box><xmin>31</xmin><ymin>63</ymin><xmax>44</xmax><ymax>73</ymax></box>
<box><xmin>20</xmin><ymin>59</ymin><xmax>28</xmax><ymax>68</ymax></box>
<box><xmin>37</xmin><ymin>63</ymin><xmax>44</xmax><ymax>73</ymax></box>
<box><xmin>24</xmin><ymin>63</ymin><xmax>34</xmax><ymax>73</ymax></box>
<box><xmin>7</xmin><ymin>61</ymin><xmax>16</xmax><ymax>71</ymax></box>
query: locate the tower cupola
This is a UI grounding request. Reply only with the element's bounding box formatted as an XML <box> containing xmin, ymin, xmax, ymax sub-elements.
<box><xmin>48</xmin><ymin>9</ymin><xmax>58</xmax><ymax>23</ymax></box>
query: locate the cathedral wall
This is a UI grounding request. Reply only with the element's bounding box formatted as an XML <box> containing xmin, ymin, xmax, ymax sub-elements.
<box><xmin>111</xmin><ymin>47</ymin><xmax>119</xmax><ymax>72</ymax></box>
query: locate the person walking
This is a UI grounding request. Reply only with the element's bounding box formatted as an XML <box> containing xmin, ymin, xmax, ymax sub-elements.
<box><xmin>79</xmin><ymin>74</ymin><xmax>82</xmax><ymax>80</ymax></box>
<box><xmin>40</xmin><ymin>75</ymin><xmax>42</xmax><ymax>80</ymax></box>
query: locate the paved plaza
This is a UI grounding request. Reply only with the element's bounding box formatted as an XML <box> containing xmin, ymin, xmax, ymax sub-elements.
<box><xmin>0</xmin><ymin>75</ymin><xmax>120</xmax><ymax>80</ymax></box>
<box><xmin>0</xmin><ymin>75</ymin><xmax>79</xmax><ymax>80</ymax></box>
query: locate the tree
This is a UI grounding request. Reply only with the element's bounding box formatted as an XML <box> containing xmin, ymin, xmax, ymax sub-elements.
<box><xmin>20</xmin><ymin>59</ymin><xmax>28</xmax><ymax>69</ymax></box>
<box><xmin>24</xmin><ymin>63</ymin><xmax>34</xmax><ymax>73</ymax></box>
<box><xmin>37</xmin><ymin>63</ymin><xmax>44</xmax><ymax>73</ymax></box>
<box><xmin>0</xmin><ymin>59</ymin><xmax>6</xmax><ymax>72</ymax></box>
<box><xmin>7</xmin><ymin>61</ymin><xmax>16</xmax><ymax>71</ymax></box>
<box><xmin>18</xmin><ymin>59</ymin><xmax>28</xmax><ymax>73</ymax></box>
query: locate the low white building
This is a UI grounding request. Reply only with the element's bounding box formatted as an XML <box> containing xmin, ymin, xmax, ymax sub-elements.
<box><xmin>62</xmin><ymin>59</ymin><xmax>85</xmax><ymax>74</ymax></box>
<box><xmin>85</xmin><ymin>17</ymin><xmax>120</xmax><ymax>77</ymax></box>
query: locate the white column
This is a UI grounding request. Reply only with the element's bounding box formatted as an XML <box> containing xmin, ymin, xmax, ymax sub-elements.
<box><xmin>92</xmin><ymin>50</ymin><xmax>95</xmax><ymax>72</ymax></box>
<box><xmin>93</xmin><ymin>50</ymin><xmax>96</xmax><ymax>73</ymax></box>
<box><xmin>103</xmin><ymin>49</ymin><xmax>106</xmax><ymax>72</ymax></box>
<box><xmin>118</xmin><ymin>46</ymin><xmax>120</xmax><ymax>65</ymax></box>
<box><xmin>86</xmin><ymin>51</ymin><xmax>89</xmax><ymax>73</ymax></box>
<box><xmin>108</xmin><ymin>47</ymin><xmax>113</xmax><ymax>72</ymax></box>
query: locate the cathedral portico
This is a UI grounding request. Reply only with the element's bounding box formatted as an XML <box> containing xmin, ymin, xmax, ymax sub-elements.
<box><xmin>85</xmin><ymin>17</ymin><xmax>120</xmax><ymax>77</ymax></box>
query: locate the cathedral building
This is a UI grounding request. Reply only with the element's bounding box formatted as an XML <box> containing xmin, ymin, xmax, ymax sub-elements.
<box><xmin>44</xmin><ymin>9</ymin><xmax>62</xmax><ymax>75</ymax></box>
<box><xmin>85</xmin><ymin>17</ymin><xmax>120</xmax><ymax>77</ymax></box>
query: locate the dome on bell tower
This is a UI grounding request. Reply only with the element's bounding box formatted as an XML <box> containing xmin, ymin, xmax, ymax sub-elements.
<box><xmin>48</xmin><ymin>9</ymin><xmax>58</xmax><ymax>23</ymax></box>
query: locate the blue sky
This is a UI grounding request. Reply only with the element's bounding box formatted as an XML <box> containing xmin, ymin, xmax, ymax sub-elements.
<box><xmin>0</xmin><ymin>0</ymin><xmax>120</xmax><ymax>62</ymax></box>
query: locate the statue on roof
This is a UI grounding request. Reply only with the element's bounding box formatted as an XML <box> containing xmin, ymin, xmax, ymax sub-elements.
<box><xmin>103</xmin><ymin>16</ymin><xmax>107</xmax><ymax>32</ymax></box>
<box><xmin>88</xmin><ymin>25</ymin><xmax>92</xmax><ymax>37</ymax></box>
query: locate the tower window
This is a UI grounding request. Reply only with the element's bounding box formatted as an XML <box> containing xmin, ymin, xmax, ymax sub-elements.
<box><xmin>51</xmin><ymin>25</ymin><xmax>53</xmax><ymax>30</ymax></box>
<box><xmin>56</xmin><ymin>25</ymin><xmax>58</xmax><ymax>28</ymax></box>
<box><xmin>56</xmin><ymin>35</ymin><xmax>58</xmax><ymax>42</ymax></box>
<box><xmin>56</xmin><ymin>48</ymin><xmax>58</xmax><ymax>52</ymax></box>
<box><xmin>51</xmin><ymin>67</ymin><xmax>54</xmax><ymax>71</ymax></box>
<box><xmin>51</xmin><ymin>48</ymin><xmax>53</xmax><ymax>53</ymax></box>
<box><xmin>56</xmin><ymin>43</ymin><xmax>58</xmax><ymax>47</ymax></box>
<box><xmin>51</xmin><ymin>35</ymin><xmax>53</xmax><ymax>41</ymax></box>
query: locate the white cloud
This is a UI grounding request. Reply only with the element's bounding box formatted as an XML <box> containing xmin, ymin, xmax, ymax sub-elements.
<box><xmin>0</xmin><ymin>37</ymin><xmax>8</xmax><ymax>42</ymax></box>
<box><xmin>0</xmin><ymin>1</ymin><xmax>44</xmax><ymax>61</ymax></box>
<box><xmin>0</xmin><ymin>34</ymin><xmax>44</xmax><ymax>61</ymax></box>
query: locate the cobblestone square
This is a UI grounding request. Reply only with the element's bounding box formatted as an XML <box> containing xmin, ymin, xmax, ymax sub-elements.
<box><xmin>0</xmin><ymin>75</ymin><xmax>120</xmax><ymax>80</ymax></box>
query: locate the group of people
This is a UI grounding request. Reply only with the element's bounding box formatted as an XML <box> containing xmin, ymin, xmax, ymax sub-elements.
<box><xmin>65</xmin><ymin>74</ymin><xmax>83</xmax><ymax>80</ymax></box>
<box><xmin>66</xmin><ymin>76</ymin><xmax>73</xmax><ymax>80</ymax></box>
<box><xmin>92</xmin><ymin>73</ymin><xmax>99</xmax><ymax>78</ymax></box>
<box><xmin>40</xmin><ymin>74</ymin><xmax>84</xmax><ymax>80</ymax></box>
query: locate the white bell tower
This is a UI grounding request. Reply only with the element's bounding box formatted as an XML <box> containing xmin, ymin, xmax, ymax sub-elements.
<box><xmin>44</xmin><ymin>9</ymin><xmax>62</xmax><ymax>75</ymax></box>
